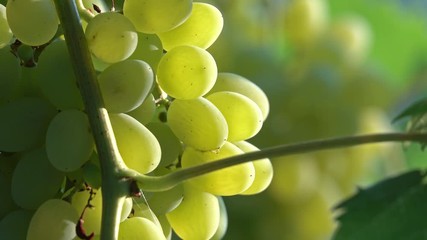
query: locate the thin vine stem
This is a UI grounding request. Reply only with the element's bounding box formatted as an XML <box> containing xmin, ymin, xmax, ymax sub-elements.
<box><xmin>124</xmin><ymin>132</ymin><xmax>427</xmax><ymax>192</ymax></box>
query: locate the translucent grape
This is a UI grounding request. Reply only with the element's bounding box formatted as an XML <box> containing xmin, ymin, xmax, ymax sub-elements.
<box><xmin>85</xmin><ymin>12</ymin><xmax>137</xmax><ymax>63</ymax></box>
<box><xmin>0</xmin><ymin>97</ymin><xmax>56</xmax><ymax>152</ymax></box>
<box><xmin>121</xmin><ymin>197</ymin><xmax>133</xmax><ymax>222</ymax></box>
<box><xmin>167</xmin><ymin>98</ymin><xmax>228</xmax><ymax>151</ymax></box>
<box><xmin>0</xmin><ymin>4</ymin><xmax>12</xmax><ymax>49</ymax></box>
<box><xmin>233</xmin><ymin>141</ymin><xmax>273</xmax><ymax>195</ymax></box>
<box><xmin>209</xmin><ymin>72</ymin><xmax>270</xmax><ymax>120</ymax></box>
<box><xmin>211</xmin><ymin>197</ymin><xmax>228</xmax><ymax>240</ymax></box>
<box><xmin>0</xmin><ymin>47</ymin><xmax>21</xmax><ymax>103</ymax></box>
<box><xmin>146</xmin><ymin>183</ymin><xmax>184</xmax><ymax>215</ymax></box>
<box><xmin>128</xmin><ymin>94</ymin><xmax>156</xmax><ymax>125</ymax></box>
<box><xmin>119</xmin><ymin>217</ymin><xmax>166</xmax><ymax>240</ymax></box>
<box><xmin>34</xmin><ymin>39</ymin><xmax>84</xmax><ymax>110</ymax></box>
<box><xmin>11</xmin><ymin>148</ymin><xmax>64</xmax><ymax>209</ymax></box>
<box><xmin>123</xmin><ymin>0</ymin><xmax>192</xmax><ymax>33</ymax></box>
<box><xmin>181</xmin><ymin>142</ymin><xmax>255</xmax><ymax>196</ymax></box>
<box><xmin>157</xmin><ymin>45</ymin><xmax>217</xmax><ymax>99</ymax></box>
<box><xmin>27</xmin><ymin>199</ymin><xmax>79</xmax><ymax>240</ymax></box>
<box><xmin>0</xmin><ymin>209</ymin><xmax>33</xmax><ymax>240</ymax></box>
<box><xmin>46</xmin><ymin>110</ymin><xmax>94</xmax><ymax>172</ymax></box>
<box><xmin>166</xmin><ymin>183</ymin><xmax>220</xmax><ymax>240</ymax></box>
<box><xmin>158</xmin><ymin>2</ymin><xmax>223</xmax><ymax>50</ymax></box>
<box><xmin>98</xmin><ymin>59</ymin><xmax>154</xmax><ymax>113</ymax></box>
<box><xmin>146</xmin><ymin>122</ymin><xmax>182</xmax><ymax>167</ymax></box>
<box><xmin>207</xmin><ymin>91</ymin><xmax>263</xmax><ymax>142</ymax></box>
<box><xmin>6</xmin><ymin>0</ymin><xmax>58</xmax><ymax>46</ymax></box>
<box><xmin>129</xmin><ymin>33</ymin><xmax>163</xmax><ymax>71</ymax></box>
<box><xmin>110</xmin><ymin>113</ymin><xmax>161</xmax><ymax>174</ymax></box>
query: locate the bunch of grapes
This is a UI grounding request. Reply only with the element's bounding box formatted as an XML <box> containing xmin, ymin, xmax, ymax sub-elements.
<box><xmin>0</xmin><ymin>0</ymin><xmax>274</xmax><ymax>239</ymax></box>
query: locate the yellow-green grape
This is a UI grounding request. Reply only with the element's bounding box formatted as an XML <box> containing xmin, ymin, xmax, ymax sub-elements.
<box><xmin>207</xmin><ymin>91</ymin><xmax>263</xmax><ymax>142</ymax></box>
<box><xmin>46</xmin><ymin>110</ymin><xmax>94</xmax><ymax>172</ymax></box>
<box><xmin>209</xmin><ymin>72</ymin><xmax>270</xmax><ymax>120</ymax></box>
<box><xmin>233</xmin><ymin>141</ymin><xmax>273</xmax><ymax>195</ymax></box>
<box><xmin>146</xmin><ymin>183</ymin><xmax>184</xmax><ymax>215</ymax></box>
<box><xmin>6</xmin><ymin>0</ymin><xmax>58</xmax><ymax>46</ymax></box>
<box><xmin>110</xmin><ymin>113</ymin><xmax>161</xmax><ymax>174</ymax></box>
<box><xmin>181</xmin><ymin>142</ymin><xmax>255</xmax><ymax>196</ymax></box>
<box><xmin>121</xmin><ymin>197</ymin><xmax>133</xmax><ymax>222</ymax></box>
<box><xmin>157</xmin><ymin>45</ymin><xmax>217</xmax><ymax>99</ymax></box>
<box><xmin>85</xmin><ymin>12</ymin><xmax>137</xmax><ymax>63</ymax></box>
<box><xmin>11</xmin><ymin>148</ymin><xmax>64</xmax><ymax>210</ymax></box>
<box><xmin>98</xmin><ymin>59</ymin><xmax>154</xmax><ymax>113</ymax></box>
<box><xmin>0</xmin><ymin>209</ymin><xmax>33</xmax><ymax>239</ymax></box>
<box><xmin>123</xmin><ymin>0</ymin><xmax>192</xmax><ymax>33</ymax></box>
<box><xmin>71</xmin><ymin>189</ymin><xmax>102</xmax><ymax>235</ymax></box>
<box><xmin>27</xmin><ymin>199</ymin><xmax>79</xmax><ymax>240</ymax></box>
<box><xmin>167</xmin><ymin>98</ymin><xmax>228</xmax><ymax>151</ymax></box>
<box><xmin>0</xmin><ymin>4</ymin><xmax>12</xmax><ymax>49</ymax></box>
<box><xmin>82</xmin><ymin>153</ymin><xmax>102</xmax><ymax>189</ymax></box>
<box><xmin>167</xmin><ymin>183</ymin><xmax>220</xmax><ymax>240</ymax></box>
<box><xmin>119</xmin><ymin>217</ymin><xmax>166</xmax><ymax>240</ymax></box>
<box><xmin>157</xmin><ymin>214</ymin><xmax>172</xmax><ymax>240</ymax></box>
<box><xmin>0</xmin><ymin>98</ymin><xmax>56</xmax><ymax>152</ymax></box>
<box><xmin>146</xmin><ymin>122</ymin><xmax>182</xmax><ymax>167</ymax></box>
<box><xmin>158</xmin><ymin>2</ymin><xmax>223</xmax><ymax>50</ymax></box>
<box><xmin>129</xmin><ymin>33</ymin><xmax>163</xmax><ymax>71</ymax></box>
<box><xmin>211</xmin><ymin>197</ymin><xmax>228</xmax><ymax>240</ymax></box>
<box><xmin>34</xmin><ymin>39</ymin><xmax>84</xmax><ymax>110</ymax></box>
<box><xmin>128</xmin><ymin>94</ymin><xmax>156</xmax><ymax>125</ymax></box>
<box><xmin>0</xmin><ymin>47</ymin><xmax>21</xmax><ymax>103</ymax></box>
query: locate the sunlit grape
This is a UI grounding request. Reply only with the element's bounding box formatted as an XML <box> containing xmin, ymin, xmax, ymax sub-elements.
<box><xmin>0</xmin><ymin>4</ymin><xmax>12</xmax><ymax>48</ymax></box>
<box><xmin>128</xmin><ymin>94</ymin><xmax>156</xmax><ymax>125</ymax></box>
<box><xmin>119</xmin><ymin>217</ymin><xmax>166</xmax><ymax>240</ymax></box>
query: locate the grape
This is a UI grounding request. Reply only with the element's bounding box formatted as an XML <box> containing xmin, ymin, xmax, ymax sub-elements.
<box><xmin>128</xmin><ymin>94</ymin><xmax>156</xmax><ymax>125</ymax></box>
<box><xmin>146</xmin><ymin>183</ymin><xmax>184</xmax><ymax>215</ymax></box>
<box><xmin>82</xmin><ymin>154</ymin><xmax>102</xmax><ymax>189</ymax></box>
<box><xmin>211</xmin><ymin>197</ymin><xmax>228</xmax><ymax>240</ymax></box>
<box><xmin>123</xmin><ymin>0</ymin><xmax>192</xmax><ymax>34</ymax></box>
<box><xmin>27</xmin><ymin>199</ymin><xmax>79</xmax><ymax>240</ymax></box>
<box><xmin>157</xmin><ymin>214</ymin><xmax>172</xmax><ymax>240</ymax></box>
<box><xmin>166</xmin><ymin>183</ymin><xmax>220</xmax><ymax>240</ymax></box>
<box><xmin>46</xmin><ymin>110</ymin><xmax>95</xmax><ymax>172</ymax></box>
<box><xmin>34</xmin><ymin>39</ymin><xmax>84</xmax><ymax>110</ymax></box>
<box><xmin>167</xmin><ymin>97</ymin><xmax>228</xmax><ymax>151</ymax></box>
<box><xmin>11</xmin><ymin>148</ymin><xmax>64</xmax><ymax>209</ymax></box>
<box><xmin>209</xmin><ymin>72</ymin><xmax>270</xmax><ymax>120</ymax></box>
<box><xmin>85</xmin><ymin>12</ymin><xmax>138</xmax><ymax>63</ymax></box>
<box><xmin>0</xmin><ymin>47</ymin><xmax>21</xmax><ymax>103</ymax></box>
<box><xmin>0</xmin><ymin>97</ymin><xmax>56</xmax><ymax>152</ymax></box>
<box><xmin>146</xmin><ymin>122</ymin><xmax>182</xmax><ymax>167</ymax></box>
<box><xmin>158</xmin><ymin>2</ymin><xmax>223</xmax><ymax>50</ymax></box>
<box><xmin>132</xmin><ymin>199</ymin><xmax>162</xmax><ymax>228</ymax></box>
<box><xmin>181</xmin><ymin>142</ymin><xmax>255</xmax><ymax>196</ymax></box>
<box><xmin>110</xmin><ymin>113</ymin><xmax>161</xmax><ymax>174</ymax></box>
<box><xmin>119</xmin><ymin>217</ymin><xmax>166</xmax><ymax>240</ymax></box>
<box><xmin>121</xmin><ymin>197</ymin><xmax>133</xmax><ymax>222</ymax></box>
<box><xmin>157</xmin><ymin>45</ymin><xmax>217</xmax><ymax>99</ymax></box>
<box><xmin>207</xmin><ymin>91</ymin><xmax>263</xmax><ymax>142</ymax></box>
<box><xmin>98</xmin><ymin>59</ymin><xmax>154</xmax><ymax>113</ymax></box>
<box><xmin>0</xmin><ymin>4</ymin><xmax>12</xmax><ymax>49</ymax></box>
<box><xmin>0</xmin><ymin>172</ymin><xmax>16</xmax><ymax>219</ymax></box>
<box><xmin>129</xmin><ymin>32</ymin><xmax>163</xmax><ymax>71</ymax></box>
<box><xmin>0</xmin><ymin>209</ymin><xmax>33</xmax><ymax>240</ymax></box>
<box><xmin>71</xmin><ymin>189</ymin><xmax>103</xmax><ymax>235</ymax></box>
<box><xmin>6</xmin><ymin>0</ymin><xmax>58</xmax><ymax>46</ymax></box>
<box><xmin>233</xmin><ymin>141</ymin><xmax>273</xmax><ymax>195</ymax></box>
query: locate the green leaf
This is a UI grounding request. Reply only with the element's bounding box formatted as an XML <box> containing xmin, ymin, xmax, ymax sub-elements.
<box><xmin>393</xmin><ymin>97</ymin><xmax>427</xmax><ymax>123</ymax></box>
<box><xmin>333</xmin><ymin>170</ymin><xmax>427</xmax><ymax>240</ymax></box>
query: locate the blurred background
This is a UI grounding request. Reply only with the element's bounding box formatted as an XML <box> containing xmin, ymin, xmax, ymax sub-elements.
<box><xmin>198</xmin><ymin>0</ymin><xmax>427</xmax><ymax>239</ymax></box>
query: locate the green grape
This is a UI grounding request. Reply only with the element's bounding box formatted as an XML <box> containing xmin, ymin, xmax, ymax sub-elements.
<box><xmin>129</xmin><ymin>32</ymin><xmax>163</xmax><ymax>71</ymax></box>
<box><xmin>34</xmin><ymin>39</ymin><xmax>84</xmax><ymax>110</ymax></box>
<box><xmin>157</xmin><ymin>45</ymin><xmax>217</xmax><ymax>99</ymax></box>
<box><xmin>132</xmin><ymin>199</ymin><xmax>162</xmax><ymax>228</ymax></box>
<box><xmin>211</xmin><ymin>197</ymin><xmax>228</xmax><ymax>240</ymax></box>
<box><xmin>0</xmin><ymin>47</ymin><xmax>21</xmax><ymax>103</ymax></box>
<box><xmin>121</xmin><ymin>197</ymin><xmax>133</xmax><ymax>222</ymax></box>
<box><xmin>181</xmin><ymin>142</ymin><xmax>255</xmax><ymax>196</ymax></box>
<box><xmin>146</xmin><ymin>122</ymin><xmax>182</xmax><ymax>167</ymax></box>
<box><xmin>85</xmin><ymin>12</ymin><xmax>138</xmax><ymax>63</ymax></box>
<box><xmin>0</xmin><ymin>97</ymin><xmax>56</xmax><ymax>152</ymax></box>
<box><xmin>119</xmin><ymin>217</ymin><xmax>166</xmax><ymax>240</ymax></box>
<box><xmin>128</xmin><ymin>94</ymin><xmax>156</xmax><ymax>125</ymax></box>
<box><xmin>146</xmin><ymin>183</ymin><xmax>184</xmax><ymax>215</ymax></box>
<box><xmin>209</xmin><ymin>72</ymin><xmax>270</xmax><ymax>120</ymax></box>
<box><xmin>157</xmin><ymin>214</ymin><xmax>172</xmax><ymax>240</ymax></box>
<box><xmin>6</xmin><ymin>0</ymin><xmax>58</xmax><ymax>46</ymax></box>
<box><xmin>207</xmin><ymin>91</ymin><xmax>263</xmax><ymax>142</ymax></box>
<box><xmin>11</xmin><ymin>148</ymin><xmax>64</xmax><ymax>209</ymax></box>
<box><xmin>0</xmin><ymin>172</ymin><xmax>16</xmax><ymax>219</ymax></box>
<box><xmin>0</xmin><ymin>209</ymin><xmax>33</xmax><ymax>240</ymax></box>
<box><xmin>167</xmin><ymin>98</ymin><xmax>228</xmax><ymax>151</ymax></box>
<box><xmin>91</xmin><ymin>54</ymin><xmax>111</xmax><ymax>72</ymax></box>
<box><xmin>123</xmin><ymin>0</ymin><xmax>192</xmax><ymax>34</ymax></box>
<box><xmin>110</xmin><ymin>113</ymin><xmax>161</xmax><ymax>174</ymax></box>
<box><xmin>233</xmin><ymin>141</ymin><xmax>273</xmax><ymax>195</ymax></box>
<box><xmin>27</xmin><ymin>199</ymin><xmax>79</xmax><ymax>240</ymax></box>
<box><xmin>158</xmin><ymin>2</ymin><xmax>223</xmax><ymax>50</ymax></box>
<box><xmin>82</xmin><ymin>153</ymin><xmax>102</xmax><ymax>189</ymax></box>
<box><xmin>0</xmin><ymin>4</ymin><xmax>12</xmax><ymax>49</ymax></box>
<box><xmin>46</xmin><ymin>110</ymin><xmax>94</xmax><ymax>172</ymax></box>
<box><xmin>166</xmin><ymin>183</ymin><xmax>220</xmax><ymax>240</ymax></box>
<box><xmin>71</xmin><ymin>189</ymin><xmax>103</xmax><ymax>235</ymax></box>
<box><xmin>98</xmin><ymin>59</ymin><xmax>154</xmax><ymax>113</ymax></box>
